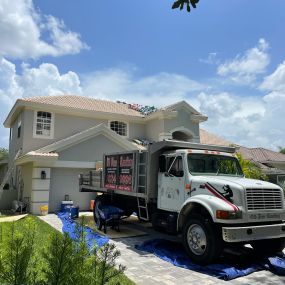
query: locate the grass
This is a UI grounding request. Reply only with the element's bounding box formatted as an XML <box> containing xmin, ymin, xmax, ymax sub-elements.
<box><xmin>0</xmin><ymin>215</ymin><xmax>57</xmax><ymax>241</ymax></box>
<box><xmin>0</xmin><ymin>215</ymin><xmax>134</xmax><ymax>285</ymax></box>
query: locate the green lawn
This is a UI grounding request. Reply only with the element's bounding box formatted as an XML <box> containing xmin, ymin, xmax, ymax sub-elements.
<box><xmin>0</xmin><ymin>215</ymin><xmax>134</xmax><ymax>285</ymax></box>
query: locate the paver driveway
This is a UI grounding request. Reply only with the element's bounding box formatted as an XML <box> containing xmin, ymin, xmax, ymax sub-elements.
<box><xmin>39</xmin><ymin>213</ymin><xmax>285</xmax><ymax>285</ymax></box>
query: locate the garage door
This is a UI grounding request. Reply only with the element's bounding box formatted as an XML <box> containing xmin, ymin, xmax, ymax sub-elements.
<box><xmin>49</xmin><ymin>168</ymin><xmax>95</xmax><ymax>212</ymax></box>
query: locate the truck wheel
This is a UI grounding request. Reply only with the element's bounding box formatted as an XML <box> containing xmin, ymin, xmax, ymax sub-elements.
<box><xmin>182</xmin><ymin>214</ymin><xmax>223</xmax><ymax>264</ymax></box>
<box><xmin>251</xmin><ymin>238</ymin><xmax>285</xmax><ymax>254</ymax></box>
<box><xmin>93</xmin><ymin>197</ymin><xmax>103</xmax><ymax>224</ymax></box>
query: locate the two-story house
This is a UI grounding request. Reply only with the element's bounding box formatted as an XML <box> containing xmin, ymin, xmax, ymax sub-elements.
<box><xmin>2</xmin><ymin>95</ymin><xmax>207</xmax><ymax>214</ymax></box>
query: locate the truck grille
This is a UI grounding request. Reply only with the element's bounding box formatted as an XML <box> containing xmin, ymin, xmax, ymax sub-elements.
<box><xmin>246</xmin><ymin>188</ymin><xmax>283</xmax><ymax>210</ymax></box>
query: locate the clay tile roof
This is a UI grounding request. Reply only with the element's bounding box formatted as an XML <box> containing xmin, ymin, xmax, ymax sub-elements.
<box><xmin>19</xmin><ymin>95</ymin><xmax>143</xmax><ymax>117</ymax></box>
<box><xmin>199</xmin><ymin>129</ymin><xmax>233</xmax><ymax>147</ymax></box>
<box><xmin>238</xmin><ymin>146</ymin><xmax>285</xmax><ymax>163</ymax></box>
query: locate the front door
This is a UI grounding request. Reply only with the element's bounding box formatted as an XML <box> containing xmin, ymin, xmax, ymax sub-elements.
<box><xmin>158</xmin><ymin>156</ymin><xmax>185</xmax><ymax>212</ymax></box>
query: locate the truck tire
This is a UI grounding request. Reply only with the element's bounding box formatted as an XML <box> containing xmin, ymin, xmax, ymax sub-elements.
<box><xmin>93</xmin><ymin>196</ymin><xmax>103</xmax><ymax>224</ymax></box>
<box><xmin>182</xmin><ymin>214</ymin><xmax>223</xmax><ymax>264</ymax></box>
<box><xmin>251</xmin><ymin>238</ymin><xmax>285</xmax><ymax>254</ymax></box>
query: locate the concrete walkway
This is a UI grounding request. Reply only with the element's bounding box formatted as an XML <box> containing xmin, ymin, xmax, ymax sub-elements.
<box><xmin>39</xmin><ymin>214</ymin><xmax>285</xmax><ymax>285</ymax></box>
<box><xmin>0</xmin><ymin>214</ymin><xmax>28</xmax><ymax>223</ymax></box>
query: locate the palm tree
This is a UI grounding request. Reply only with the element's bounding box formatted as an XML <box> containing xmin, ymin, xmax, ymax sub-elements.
<box><xmin>278</xmin><ymin>147</ymin><xmax>285</xmax><ymax>154</ymax></box>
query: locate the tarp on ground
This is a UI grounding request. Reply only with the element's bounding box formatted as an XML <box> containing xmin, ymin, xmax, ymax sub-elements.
<box><xmin>135</xmin><ymin>239</ymin><xmax>285</xmax><ymax>280</ymax></box>
<box><xmin>57</xmin><ymin>212</ymin><xmax>109</xmax><ymax>248</ymax></box>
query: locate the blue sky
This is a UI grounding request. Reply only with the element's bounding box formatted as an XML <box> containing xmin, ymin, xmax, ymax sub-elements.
<box><xmin>0</xmin><ymin>0</ymin><xmax>285</xmax><ymax>149</ymax></box>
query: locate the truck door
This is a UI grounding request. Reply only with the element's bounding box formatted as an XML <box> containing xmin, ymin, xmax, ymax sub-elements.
<box><xmin>158</xmin><ymin>155</ymin><xmax>185</xmax><ymax>212</ymax></box>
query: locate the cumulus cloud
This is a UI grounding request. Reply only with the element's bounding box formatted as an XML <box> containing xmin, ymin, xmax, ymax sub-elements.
<box><xmin>197</xmin><ymin>91</ymin><xmax>284</xmax><ymax>149</ymax></box>
<box><xmin>0</xmin><ymin>0</ymin><xmax>88</xmax><ymax>59</ymax></box>
<box><xmin>0</xmin><ymin>58</ymin><xmax>22</xmax><ymax>106</ymax></box>
<box><xmin>260</xmin><ymin>61</ymin><xmax>285</xmax><ymax>92</ymax></box>
<box><xmin>82</xmin><ymin>69</ymin><xmax>206</xmax><ymax>107</ymax></box>
<box><xmin>217</xmin><ymin>39</ymin><xmax>270</xmax><ymax>84</ymax></box>
<box><xmin>0</xmin><ymin>57</ymin><xmax>83</xmax><ymax>147</ymax></box>
<box><xmin>19</xmin><ymin>63</ymin><xmax>82</xmax><ymax>98</ymax></box>
<box><xmin>0</xmin><ymin>57</ymin><xmax>82</xmax><ymax>108</ymax></box>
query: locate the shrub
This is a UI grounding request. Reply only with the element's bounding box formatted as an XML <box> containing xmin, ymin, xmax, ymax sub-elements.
<box><xmin>0</xmin><ymin>220</ymin><xmax>37</xmax><ymax>285</ymax></box>
<box><xmin>0</xmin><ymin>217</ymin><xmax>126</xmax><ymax>285</ymax></box>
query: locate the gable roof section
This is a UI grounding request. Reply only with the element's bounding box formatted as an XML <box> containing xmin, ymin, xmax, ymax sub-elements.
<box><xmin>163</xmin><ymin>101</ymin><xmax>208</xmax><ymax>123</ymax></box>
<box><xmin>163</xmin><ymin>101</ymin><xmax>201</xmax><ymax>115</ymax></box>
<box><xmin>35</xmin><ymin>123</ymin><xmax>138</xmax><ymax>153</ymax></box>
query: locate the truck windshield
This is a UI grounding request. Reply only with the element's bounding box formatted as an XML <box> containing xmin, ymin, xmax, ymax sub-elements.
<box><xmin>187</xmin><ymin>153</ymin><xmax>243</xmax><ymax>176</ymax></box>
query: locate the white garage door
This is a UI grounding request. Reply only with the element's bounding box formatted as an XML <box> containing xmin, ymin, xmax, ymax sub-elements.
<box><xmin>49</xmin><ymin>168</ymin><xmax>95</xmax><ymax>212</ymax></box>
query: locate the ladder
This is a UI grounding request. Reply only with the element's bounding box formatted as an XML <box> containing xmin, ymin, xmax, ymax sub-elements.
<box><xmin>137</xmin><ymin>152</ymin><xmax>147</xmax><ymax>194</ymax></box>
<box><xmin>136</xmin><ymin>152</ymin><xmax>149</xmax><ymax>220</ymax></box>
<box><xmin>137</xmin><ymin>197</ymin><xmax>149</xmax><ymax>221</ymax></box>
<box><xmin>0</xmin><ymin>149</ymin><xmax>22</xmax><ymax>195</ymax></box>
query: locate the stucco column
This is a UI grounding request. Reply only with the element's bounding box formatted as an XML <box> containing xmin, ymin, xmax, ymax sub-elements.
<box><xmin>30</xmin><ymin>167</ymin><xmax>51</xmax><ymax>215</ymax></box>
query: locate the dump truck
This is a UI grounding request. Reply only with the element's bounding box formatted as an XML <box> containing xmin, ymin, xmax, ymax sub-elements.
<box><xmin>79</xmin><ymin>140</ymin><xmax>285</xmax><ymax>264</ymax></box>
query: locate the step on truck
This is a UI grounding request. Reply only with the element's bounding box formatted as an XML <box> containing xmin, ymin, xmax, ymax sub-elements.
<box><xmin>79</xmin><ymin>140</ymin><xmax>285</xmax><ymax>264</ymax></box>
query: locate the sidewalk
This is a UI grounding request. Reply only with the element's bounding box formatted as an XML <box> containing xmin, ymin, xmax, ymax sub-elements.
<box><xmin>0</xmin><ymin>214</ymin><xmax>28</xmax><ymax>223</ymax></box>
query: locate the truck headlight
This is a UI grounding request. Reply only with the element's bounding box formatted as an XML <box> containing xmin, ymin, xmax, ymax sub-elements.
<box><xmin>216</xmin><ymin>210</ymin><xmax>242</xmax><ymax>220</ymax></box>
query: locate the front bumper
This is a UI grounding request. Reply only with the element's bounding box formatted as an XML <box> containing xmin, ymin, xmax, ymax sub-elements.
<box><xmin>222</xmin><ymin>223</ymin><xmax>285</xmax><ymax>242</ymax></box>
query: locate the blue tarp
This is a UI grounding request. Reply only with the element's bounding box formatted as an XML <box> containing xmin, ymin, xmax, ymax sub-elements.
<box><xmin>57</xmin><ymin>212</ymin><xmax>109</xmax><ymax>248</ymax></box>
<box><xmin>135</xmin><ymin>239</ymin><xmax>285</xmax><ymax>280</ymax></box>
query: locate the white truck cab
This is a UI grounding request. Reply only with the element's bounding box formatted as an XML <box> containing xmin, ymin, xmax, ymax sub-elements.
<box><xmin>157</xmin><ymin>148</ymin><xmax>285</xmax><ymax>263</ymax></box>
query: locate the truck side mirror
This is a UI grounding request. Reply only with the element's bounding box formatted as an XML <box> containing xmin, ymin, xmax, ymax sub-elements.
<box><xmin>159</xmin><ymin>156</ymin><xmax>166</xmax><ymax>172</ymax></box>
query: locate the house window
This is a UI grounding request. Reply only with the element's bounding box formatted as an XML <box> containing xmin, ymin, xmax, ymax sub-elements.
<box><xmin>109</xmin><ymin>121</ymin><xmax>128</xmax><ymax>137</ymax></box>
<box><xmin>33</xmin><ymin>111</ymin><xmax>54</xmax><ymax>139</ymax></box>
<box><xmin>17</xmin><ymin>118</ymin><xmax>21</xmax><ymax>138</ymax></box>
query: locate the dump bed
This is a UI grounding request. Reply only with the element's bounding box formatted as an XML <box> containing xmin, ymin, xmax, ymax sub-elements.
<box><xmin>79</xmin><ymin>150</ymin><xmax>148</xmax><ymax>198</ymax></box>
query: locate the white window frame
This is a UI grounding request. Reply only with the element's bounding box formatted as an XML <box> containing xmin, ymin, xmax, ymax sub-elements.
<box><xmin>33</xmin><ymin>110</ymin><xmax>55</xmax><ymax>139</ymax></box>
<box><xmin>108</xmin><ymin>120</ymin><xmax>129</xmax><ymax>138</ymax></box>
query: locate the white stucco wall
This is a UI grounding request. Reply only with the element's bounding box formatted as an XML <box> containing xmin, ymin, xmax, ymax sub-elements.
<box><xmin>58</xmin><ymin>134</ymin><xmax>126</xmax><ymax>162</ymax></box>
<box><xmin>49</xmin><ymin>168</ymin><xmax>94</xmax><ymax>212</ymax></box>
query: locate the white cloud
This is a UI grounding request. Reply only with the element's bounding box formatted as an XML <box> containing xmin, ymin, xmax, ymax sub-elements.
<box><xmin>0</xmin><ymin>57</ymin><xmax>82</xmax><ymax>108</ymax></box>
<box><xmin>82</xmin><ymin>69</ymin><xmax>206</xmax><ymax>107</ymax></box>
<box><xmin>199</xmin><ymin>52</ymin><xmax>220</xmax><ymax>65</ymax></box>
<box><xmin>0</xmin><ymin>58</ymin><xmax>22</xmax><ymax>106</ymax></box>
<box><xmin>0</xmin><ymin>0</ymin><xmax>88</xmax><ymax>59</ymax></box>
<box><xmin>197</xmin><ymin>91</ymin><xmax>284</xmax><ymax>149</ymax></box>
<box><xmin>0</xmin><ymin>57</ymin><xmax>83</xmax><ymax>148</ymax></box>
<box><xmin>260</xmin><ymin>61</ymin><xmax>285</xmax><ymax>92</ymax></box>
<box><xmin>19</xmin><ymin>63</ymin><xmax>82</xmax><ymax>98</ymax></box>
<box><xmin>217</xmin><ymin>39</ymin><xmax>270</xmax><ymax>84</ymax></box>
